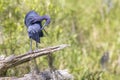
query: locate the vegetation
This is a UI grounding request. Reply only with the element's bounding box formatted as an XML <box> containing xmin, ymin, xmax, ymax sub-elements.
<box><xmin>0</xmin><ymin>0</ymin><xmax>120</xmax><ymax>79</ymax></box>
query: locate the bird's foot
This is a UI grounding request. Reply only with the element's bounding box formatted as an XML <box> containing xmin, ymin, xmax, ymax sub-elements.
<box><xmin>34</xmin><ymin>49</ymin><xmax>39</xmax><ymax>53</ymax></box>
<box><xmin>27</xmin><ymin>49</ymin><xmax>33</xmax><ymax>54</ymax></box>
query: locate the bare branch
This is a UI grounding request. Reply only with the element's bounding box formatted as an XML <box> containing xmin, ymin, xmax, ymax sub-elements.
<box><xmin>0</xmin><ymin>44</ymin><xmax>69</xmax><ymax>76</ymax></box>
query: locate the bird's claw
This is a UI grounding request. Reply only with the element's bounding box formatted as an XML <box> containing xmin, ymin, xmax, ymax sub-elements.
<box><xmin>34</xmin><ymin>49</ymin><xmax>39</xmax><ymax>52</ymax></box>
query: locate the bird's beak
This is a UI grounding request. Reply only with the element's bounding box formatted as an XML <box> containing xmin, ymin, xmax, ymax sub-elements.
<box><xmin>41</xmin><ymin>24</ymin><xmax>48</xmax><ymax>35</ymax></box>
<box><xmin>43</xmin><ymin>28</ymin><xmax>48</xmax><ymax>35</ymax></box>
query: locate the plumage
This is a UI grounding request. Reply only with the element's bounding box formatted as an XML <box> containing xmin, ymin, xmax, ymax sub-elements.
<box><xmin>28</xmin><ymin>24</ymin><xmax>43</xmax><ymax>43</ymax></box>
<box><xmin>100</xmin><ymin>52</ymin><xmax>109</xmax><ymax>69</ymax></box>
<box><xmin>24</xmin><ymin>10</ymin><xmax>50</xmax><ymax>43</ymax></box>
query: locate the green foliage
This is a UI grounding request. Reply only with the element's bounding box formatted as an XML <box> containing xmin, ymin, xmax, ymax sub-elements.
<box><xmin>0</xmin><ymin>0</ymin><xmax>120</xmax><ymax>79</ymax></box>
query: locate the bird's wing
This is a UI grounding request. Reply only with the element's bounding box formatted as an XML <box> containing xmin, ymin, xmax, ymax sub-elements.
<box><xmin>27</xmin><ymin>24</ymin><xmax>42</xmax><ymax>43</ymax></box>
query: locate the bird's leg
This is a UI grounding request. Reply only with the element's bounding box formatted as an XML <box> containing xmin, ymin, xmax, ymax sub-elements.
<box><xmin>32</xmin><ymin>42</ymin><xmax>40</xmax><ymax>73</ymax></box>
<box><xmin>32</xmin><ymin>42</ymin><xmax>40</xmax><ymax>74</ymax></box>
<box><xmin>36</xmin><ymin>41</ymin><xmax>38</xmax><ymax>50</ymax></box>
<box><xmin>29</xmin><ymin>39</ymin><xmax>39</xmax><ymax>74</ymax></box>
<box><xmin>30</xmin><ymin>38</ymin><xmax>32</xmax><ymax>52</ymax></box>
<box><xmin>29</xmin><ymin>38</ymin><xmax>34</xmax><ymax>73</ymax></box>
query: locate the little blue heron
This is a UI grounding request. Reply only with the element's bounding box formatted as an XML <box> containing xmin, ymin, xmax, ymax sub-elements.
<box><xmin>100</xmin><ymin>51</ymin><xmax>109</xmax><ymax>70</ymax></box>
<box><xmin>24</xmin><ymin>10</ymin><xmax>51</xmax><ymax>73</ymax></box>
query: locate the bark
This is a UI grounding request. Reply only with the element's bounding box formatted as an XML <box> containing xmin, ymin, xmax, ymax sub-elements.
<box><xmin>0</xmin><ymin>44</ymin><xmax>69</xmax><ymax>77</ymax></box>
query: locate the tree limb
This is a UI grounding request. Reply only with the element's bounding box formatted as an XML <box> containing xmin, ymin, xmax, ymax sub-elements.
<box><xmin>0</xmin><ymin>44</ymin><xmax>69</xmax><ymax>76</ymax></box>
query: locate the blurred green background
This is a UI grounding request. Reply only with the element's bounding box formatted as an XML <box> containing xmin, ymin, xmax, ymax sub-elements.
<box><xmin>0</xmin><ymin>0</ymin><xmax>120</xmax><ymax>79</ymax></box>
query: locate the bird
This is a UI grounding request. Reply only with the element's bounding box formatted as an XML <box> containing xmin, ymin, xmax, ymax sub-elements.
<box><xmin>25</xmin><ymin>10</ymin><xmax>50</xmax><ymax>44</ymax></box>
<box><xmin>24</xmin><ymin>10</ymin><xmax>51</xmax><ymax>74</ymax></box>
<box><xmin>100</xmin><ymin>51</ymin><xmax>109</xmax><ymax>70</ymax></box>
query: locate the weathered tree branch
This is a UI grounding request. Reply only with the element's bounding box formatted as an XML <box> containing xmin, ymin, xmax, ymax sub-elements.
<box><xmin>0</xmin><ymin>44</ymin><xmax>69</xmax><ymax>76</ymax></box>
<box><xmin>0</xmin><ymin>69</ymin><xmax>74</xmax><ymax>80</ymax></box>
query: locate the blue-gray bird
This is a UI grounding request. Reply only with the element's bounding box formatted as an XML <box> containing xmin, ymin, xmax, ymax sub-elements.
<box><xmin>100</xmin><ymin>51</ymin><xmax>109</xmax><ymax>70</ymax></box>
<box><xmin>25</xmin><ymin>10</ymin><xmax>50</xmax><ymax>44</ymax></box>
<box><xmin>24</xmin><ymin>10</ymin><xmax>50</xmax><ymax>73</ymax></box>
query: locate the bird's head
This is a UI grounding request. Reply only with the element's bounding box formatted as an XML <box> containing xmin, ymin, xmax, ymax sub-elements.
<box><xmin>41</xmin><ymin>15</ymin><xmax>51</xmax><ymax>30</ymax></box>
